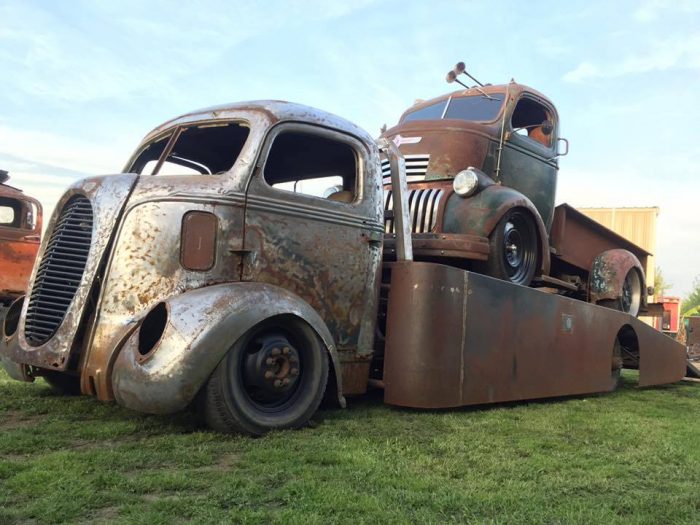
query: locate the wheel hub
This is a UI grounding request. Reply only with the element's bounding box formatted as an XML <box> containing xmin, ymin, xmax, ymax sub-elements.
<box><xmin>503</xmin><ymin>223</ymin><xmax>523</xmax><ymax>268</ymax></box>
<box><xmin>243</xmin><ymin>336</ymin><xmax>301</xmax><ymax>402</ymax></box>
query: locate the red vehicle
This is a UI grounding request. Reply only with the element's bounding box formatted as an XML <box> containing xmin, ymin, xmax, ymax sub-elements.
<box><xmin>0</xmin><ymin>170</ymin><xmax>42</xmax><ymax>304</ymax></box>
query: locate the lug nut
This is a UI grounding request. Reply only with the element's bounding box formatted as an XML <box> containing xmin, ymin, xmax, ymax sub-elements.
<box><xmin>282</xmin><ymin>378</ymin><xmax>290</xmax><ymax>386</ymax></box>
<box><xmin>266</xmin><ymin>357</ymin><xmax>275</xmax><ymax>365</ymax></box>
<box><xmin>271</xmin><ymin>347</ymin><xmax>281</xmax><ymax>356</ymax></box>
<box><xmin>282</xmin><ymin>346</ymin><xmax>290</xmax><ymax>355</ymax></box>
<box><xmin>264</xmin><ymin>371</ymin><xmax>274</xmax><ymax>379</ymax></box>
<box><xmin>274</xmin><ymin>379</ymin><xmax>283</xmax><ymax>388</ymax></box>
<box><xmin>290</xmin><ymin>368</ymin><xmax>299</xmax><ymax>376</ymax></box>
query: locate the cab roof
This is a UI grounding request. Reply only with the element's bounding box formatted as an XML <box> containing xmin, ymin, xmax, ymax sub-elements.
<box><xmin>399</xmin><ymin>82</ymin><xmax>557</xmax><ymax>122</ymax></box>
<box><xmin>141</xmin><ymin>100</ymin><xmax>374</xmax><ymax>147</ymax></box>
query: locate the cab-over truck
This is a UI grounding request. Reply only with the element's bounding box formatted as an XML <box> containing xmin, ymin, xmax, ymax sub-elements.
<box><xmin>0</xmin><ymin>98</ymin><xmax>686</xmax><ymax>435</ymax></box>
<box><xmin>381</xmin><ymin>70</ymin><xmax>650</xmax><ymax>317</ymax></box>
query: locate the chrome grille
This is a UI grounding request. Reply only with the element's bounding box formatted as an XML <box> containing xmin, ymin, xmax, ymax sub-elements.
<box><xmin>381</xmin><ymin>154</ymin><xmax>430</xmax><ymax>182</ymax></box>
<box><xmin>384</xmin><ymin>188</ymin><xmax>444</xmax><ymax>234</ymax></box>
<box><xmin>24</xmin><ymin>195</ymin><xmax>93</xmax><ymax>346</ymax></box>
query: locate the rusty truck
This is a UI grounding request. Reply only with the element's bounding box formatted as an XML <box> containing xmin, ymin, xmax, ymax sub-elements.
<box><xmin>0</xmin><ymin>96</ymin><xmax>686</xmax><ymax>435</ymax></box>
<box><xmin>0</xmin><ymin>170</ymin><xmax>42</xmax><ymax>305</ymax></box>
<box><xmin>380</xmin><ymin>64</ymin><xmax>650</xmax><ymax>318</ymax></box>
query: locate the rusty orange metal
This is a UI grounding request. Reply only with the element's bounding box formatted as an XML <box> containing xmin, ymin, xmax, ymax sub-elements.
<box><xmin>383</xmin><ymin>261</ymin><xmax>686</xmax><ymax>408</ymax></box>
<box><xmin>0</xmin><ymin>172</ymin><xmax>42</xmax><ymax>303</ymax></box>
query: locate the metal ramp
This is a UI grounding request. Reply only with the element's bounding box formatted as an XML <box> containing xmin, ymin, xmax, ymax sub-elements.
<box><xmin>383</xmin><ymin>261</ymin><xmax>687</xmax><ymax>409</ymax></box>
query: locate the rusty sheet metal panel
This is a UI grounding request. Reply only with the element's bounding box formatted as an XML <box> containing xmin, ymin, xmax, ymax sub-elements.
<box><xmin>550</xmin><ymin>204</ymin><xmax>650</xmax><ymax>272</ymax></box>
<box><xmin>634</xmin><ymin>318</ymin><xmax>688</xmax><ymax>386</ymax></box>
<box><xmin>383</xmin><ymin>261</ymin><xmax>684</xmax><ymax>409</ymax></box>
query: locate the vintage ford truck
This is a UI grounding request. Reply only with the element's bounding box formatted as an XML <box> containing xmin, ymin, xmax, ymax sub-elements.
<box><xmin>381</xmin><ymin>71</ymin><xmax>649</xmax><ymax>317</ymax></box>
<box><xmin>0</xmin><ymin>100</ymin><xmax>686</xmax><ymax>435</ymax></box>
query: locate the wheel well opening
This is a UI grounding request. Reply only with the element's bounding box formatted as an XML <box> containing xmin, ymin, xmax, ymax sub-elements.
<box><xmin>616</xmin><ymin>324</ymin><xmax>640</xmax><ymax>379</ymax></box>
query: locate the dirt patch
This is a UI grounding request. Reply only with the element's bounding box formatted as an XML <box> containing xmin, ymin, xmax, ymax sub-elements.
<box><xmin>74</xmin><ymin>505</ymin><xmax>121</xmax><ymax>524</ymax></box>
<box><xmin>0</xmin><ymin>411</ymin><xmax>46</xmax><ymax>431</ymax></box>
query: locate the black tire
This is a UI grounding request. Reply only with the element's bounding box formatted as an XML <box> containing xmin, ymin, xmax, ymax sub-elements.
<box><xmin>479</xmin><ymin>208</ymin><xmax>539</xmax><ymax>286</ymax></box>
<box><xmin>42</xmin><ymin>371</ymin><xmax>81</xmax><ymax>395</ymax></box>
<box><xmin>597</xmin><ymin>269</ymin><xmax>642</xmax><ymax>317</ymax></box>
<box><xmin>204</xmin><ymin>316</ymin><xmax>329</xmax><ymax>436</ymax></box>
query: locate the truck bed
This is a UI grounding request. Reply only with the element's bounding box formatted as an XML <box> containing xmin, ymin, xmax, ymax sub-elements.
<box><xmin>549</xmin><ymin>203</ymin><xmax>650</xmax><ymax>273</ymax></box>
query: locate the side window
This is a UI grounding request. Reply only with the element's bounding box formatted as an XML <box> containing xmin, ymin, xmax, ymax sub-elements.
<box><xmin>511</xmin><ymin>97</ymin><xmax>555</xmax><ymax>148</ymax></box>
<box><xmin>263</xmin><ymin>130</ymin><xmax>358</xmax><ymax>204</ymax></box>
<box><xmin>0</xmin><ymin>198</ymin><xmax>21</xmax><ymax>228</ymax></box>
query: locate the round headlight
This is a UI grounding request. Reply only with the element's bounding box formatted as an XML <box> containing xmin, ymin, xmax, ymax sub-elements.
<box><xmin>453</xmin><ymin>169</ymin><xmax>479</xmax><ymax>197</ymax></box>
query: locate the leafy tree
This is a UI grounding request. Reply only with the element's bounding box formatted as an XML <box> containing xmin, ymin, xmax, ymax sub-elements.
<box><xmin>654</xmin><ymin>266</ymin><xmax>672</xmax><ymax>298</ymax></box>
<box><xmin>681</xmin><ymin>275</ymin><xmax>700</xmax><ymax>316</ymax></box>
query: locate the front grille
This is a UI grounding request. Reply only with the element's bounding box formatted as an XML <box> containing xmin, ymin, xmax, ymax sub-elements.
<box><xmin>381</xmin><ymin>154</ymin><xmax>430</xmax><ymax>182</ymax></box>
<box><xmin>384</xmin><ymin>187</ymin><xmax>444</xmax><ymax>234</ymax></box>
<box><xmin>24</xmin><ymin>195</ymin><xmax>93</xmax><ymax>346</ymax></box>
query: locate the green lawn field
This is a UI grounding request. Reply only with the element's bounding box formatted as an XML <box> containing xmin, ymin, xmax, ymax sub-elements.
<box><xmin>1</xmin><ymin>369</ymin><xmax>699</xmax><ymax>524</ymax></box>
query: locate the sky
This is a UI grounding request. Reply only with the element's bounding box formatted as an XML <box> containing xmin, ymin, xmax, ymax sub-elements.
<box><xmin>0</xmin><ymin>0</ymin><xmax>698</xmax><ymax>297</ymax></box>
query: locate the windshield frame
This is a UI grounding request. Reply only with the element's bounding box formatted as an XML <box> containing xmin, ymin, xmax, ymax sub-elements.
<box><xmin>401</xmin><ymin>92</ymin><xmax>507</xmax><ymax>125</ymax></box>
<box><xmin>124</xmin><ymin>118</ymin><xmax>251</xmax><ymax>176</ymax></box>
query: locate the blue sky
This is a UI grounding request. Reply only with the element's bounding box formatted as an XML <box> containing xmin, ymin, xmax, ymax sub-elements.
<box><xmin>0</xmin><ymin>0</ymin><xmax>698</xmax><ymax>296</ymax></box>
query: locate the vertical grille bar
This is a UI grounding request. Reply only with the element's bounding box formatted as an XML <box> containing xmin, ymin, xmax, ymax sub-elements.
<box><xmin>383</xmin><ymin>188</ymin><xmax>444</xmax><ymax>234</ymax></box>
<box><xmin>24</xmin><ymin>195</ymin><xmax>93</xmax><ymax>346</ymax></box>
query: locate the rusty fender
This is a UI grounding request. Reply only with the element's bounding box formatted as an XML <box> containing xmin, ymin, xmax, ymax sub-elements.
<box><xmin>0</xmin><ymin>296</ymin><xmax>33</xmax><ymax>382</ymax></box>
<box><xmin>111</xmin><ymin>282</ymin><xmax>345</xmax><ymax>415</ymax></box>
<box><xmin>442</xmin><ymin>184</ymin><xmax>551</xmax><ymax>276</ymax></box>
<box><xmin>589</xmin><ymin>249</ymin><xmax>645</xmax><ymax>304</ymax></box>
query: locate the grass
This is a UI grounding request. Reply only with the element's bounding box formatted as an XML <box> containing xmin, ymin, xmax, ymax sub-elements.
<box><xmin>1</xmin><ymin>369</ymin><xmax>699</xmax><ymax>524</ymax></box>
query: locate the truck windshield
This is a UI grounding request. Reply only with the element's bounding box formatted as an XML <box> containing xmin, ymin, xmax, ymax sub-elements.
<box><xmin>402</xmin><ymin>93</ymin><xmax>505</xmax><ymax>124</ymax></box>
<box><xmin>127</xmin><ymin>122</ymin><xmax>250</xmax><ymax>175</ymax></box>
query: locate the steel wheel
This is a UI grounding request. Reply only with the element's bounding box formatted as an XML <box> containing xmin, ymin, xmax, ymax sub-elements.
<box><xmin>620</xmin><ymin>269</ymin><xmax>642</xmax><ymax>317</ymax></box>
<box><xmin>598</xmin><ymin>269</ymin><xmax>642</xmax><ymax>318</ymax></box>
<box><xmin>481</xmin><ymin>209</ymin><xmax>539</xmax><ymax>286</ymax></box>
<box><xmin>204</xmin><ymin>316</ymin><xmax>328</xmax><ymax>435</ymax></box>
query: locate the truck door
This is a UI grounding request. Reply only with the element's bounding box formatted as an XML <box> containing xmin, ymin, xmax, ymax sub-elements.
<box><xmin>0</xmin><ymin>195</ymin><xmax>41</xmax><ymax>300</ymax></box>
<box><xmin>242</xmin><ymin>123</ymin><xmax>383</xmax><ymax>362</ymax></box>
<box><xmin>500</xmin><ymin>95</ymin><xmax>559</xmax><ymax>231</ymax></box>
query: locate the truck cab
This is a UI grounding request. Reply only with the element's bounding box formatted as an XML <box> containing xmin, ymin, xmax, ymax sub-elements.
<box><xmin>1</xmin><ymin>102</ymin><xmax>384</xmax><ymax>435</ymax></box>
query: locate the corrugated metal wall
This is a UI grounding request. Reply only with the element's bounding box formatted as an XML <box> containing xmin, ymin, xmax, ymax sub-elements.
<box><xmin>577</xmin><ymin>207</ymin><xmax>659</xmax><ymax>326</ymax></box>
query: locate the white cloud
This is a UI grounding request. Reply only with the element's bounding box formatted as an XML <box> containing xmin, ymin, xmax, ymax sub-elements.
<box><xmin>634</xmin><ymin>0</ymin><xmax>700</xmax><ymax>23</ymax></box>
<box><xmin>0</xmin><ymin>124</ymin><xmax>129</xmax><ymax>174</ymax></box>
<box><xmin>564</xmin><ymin>34</ymin><xmax>700</xmax><ymax>82</ymax></box>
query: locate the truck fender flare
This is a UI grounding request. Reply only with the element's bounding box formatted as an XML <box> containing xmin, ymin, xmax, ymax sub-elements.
<box><xmin>476</xmin><ymin>186</ymin><xmax>551</xmax><ymax>276</ymax></box>
<box><xmin>111</xmin><ymin>282</ymin><xmax>345</xmax><ymax>415</ymax></box>
<box><xmin>589</xmin><ymin>249</ymin><xmax>646</xmax><ymax>306</ymax></box>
